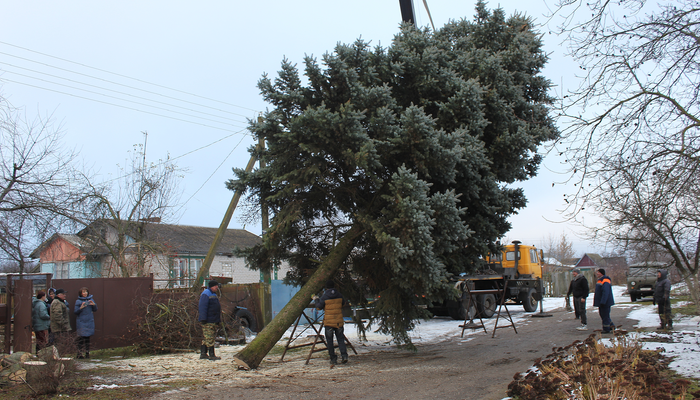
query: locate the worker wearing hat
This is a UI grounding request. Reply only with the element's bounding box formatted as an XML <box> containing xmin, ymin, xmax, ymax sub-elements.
<box><xmin>198</xmin><ymin>280</ymin><xmax>222</xmax><ymax>360</ymax></box>
<box><xmin>567</xmin><ymin>268</ymin><xmax>589</xmax><ymax>331</ymax></box>
<box><xmin>50</xmin><ymin>288</ymin><xmax>72</xmax><ymax>353</ymax></box>
<box><xmin>593</xmin><ymin>268</ymin><xmax>616</xmax><ymax>333</ymax></box>
<box><xmin>314</xmin><ymin>280</ymin><xmax>349</xmax><ymax>365</ymax></box>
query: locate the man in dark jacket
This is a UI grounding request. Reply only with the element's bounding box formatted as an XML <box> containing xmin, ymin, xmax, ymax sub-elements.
<box><xmin>567</xmin><ymin>268</ymin><xmax>589</xmax><ymax>330</ymax></box>
<box><xmin>593</xmin><ymin>268</ymin><xmax>615</xmax><ymax>333</ymax></box>
<box><xmin>198</xmin><ymin>280</ymin><xmax>222</xmax><ymax>360</ymax></box>
<box><xmin>654</xmin><ymin>269</ymin><xmax>672</xmax><ymax>330</ymax></box>
<box><xmin>314</xmin><ymin>280</ymin><xmax>348</xmax><ymax>365</ymax></box>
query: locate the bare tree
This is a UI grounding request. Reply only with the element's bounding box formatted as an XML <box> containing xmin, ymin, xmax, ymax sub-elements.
<box><xmin>594</xmin><ymin>158</ymin><xmax>700</xmax><ymax>312</ymax></box>
<box><xmin>78</xmin><ymin>142</ymin><xmax>185</xmax><ymax>278</ymax></box>
<box><xmin>549</xmin><ymin>0</ymin><xmax>700</xmax><ymax>309</ymax></box>
<box><xmin>0</xmin><ymin>94</ymin><xmax>85</xmax><ymax>273</ymax></box>
<box><xmin>543</xmin><ymin>232</ymin><xmax>576</xmax><ymax>264</ymax></box>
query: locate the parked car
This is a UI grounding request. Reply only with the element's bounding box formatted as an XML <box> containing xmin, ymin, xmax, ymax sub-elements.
<box><xmin>627</xmin><ymin>262</ymin><xmax>665</xmax><ymax>302</ymax></box>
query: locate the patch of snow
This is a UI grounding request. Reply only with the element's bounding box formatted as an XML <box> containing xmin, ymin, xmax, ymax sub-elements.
<box><xmin>89</xmin><ymin>384</ymin><xmax>119</xmax><ymax>390</ymax></box>
<box><xmin>337</xmin><ymin>285</ymin><xmax>700</xmax><ymax>382</ymax></box>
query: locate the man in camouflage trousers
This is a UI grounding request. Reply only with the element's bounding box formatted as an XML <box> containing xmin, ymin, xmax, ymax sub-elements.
<box><xmin>198</xmin><ymin>280</ymin><xmax>222</xmax><ymax>360</ymax></box>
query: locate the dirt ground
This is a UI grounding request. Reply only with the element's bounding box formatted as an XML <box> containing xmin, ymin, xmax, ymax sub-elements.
<box><xmin>83</xmin><ymin>304</ymin><xmax>634</xmax><ymax>400</ymax></box>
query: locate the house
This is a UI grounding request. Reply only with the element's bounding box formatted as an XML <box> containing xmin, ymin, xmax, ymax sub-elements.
<box><xmin>572</xmin><ymin>253</ymin><xmax>601</xmax><ymax>271</ymax></box>
<box><xmin>30</xmin><ymin>221</ymin><xmax>286</xmax><ymax>289</ymax></box>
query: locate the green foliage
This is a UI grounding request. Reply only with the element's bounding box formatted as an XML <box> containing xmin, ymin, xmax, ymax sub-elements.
<box><xmin>232</xmin><ymin>1</ymin><xmax>557</xmax><ymax>343</ymax></box>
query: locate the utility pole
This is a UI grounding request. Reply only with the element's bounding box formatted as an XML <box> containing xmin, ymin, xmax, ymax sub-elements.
<box><xmin>399</xmin><ymin>0</ymin><xmax>416</xmax><ymax>24</ymax></box>
<box><xmin>190</xmin><ymin>151</ymin><xmax>259</xmax><ymax>292</ymax></box>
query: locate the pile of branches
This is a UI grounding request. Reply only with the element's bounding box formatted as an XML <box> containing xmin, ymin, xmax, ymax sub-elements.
<box><xmin>507</xmin><ymin>331</ymin><xmax>699</xmax><ymax>400</ymax></box>
<box><xmin>128</xmin><ymin>292</ymin><xmax>246</xmax><ymax>354</ymax></box>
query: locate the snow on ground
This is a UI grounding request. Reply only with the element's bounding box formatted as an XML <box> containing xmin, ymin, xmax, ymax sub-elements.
<box><xmin>90</xmin><ymin>284</ymin><xmax>698</xmax><ymax>388</ymax></box>
<box><xmin>623</xmin><ymin>286</ymin><xmax>700</xmax><ymax>380</ymax></box>
<box><xmin>292</xmin><ymin>285</ymin><xmax>700</xmax><ymax>381</ymax></box>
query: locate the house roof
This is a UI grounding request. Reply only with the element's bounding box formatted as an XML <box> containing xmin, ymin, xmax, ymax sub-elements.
<box><xmin>143</xmin><ymin>223</ymin><xmax>261</xmax><ymax>256</ymax></box>
<box><xmin>30</xmin><ymin>223</ymin><xmax>261</xmax><ymax>259</ymax></box>
<box><xmin>575</xmin><ymin>253</ymin><xmax>601</xmax><ymax>268</ymax></box>
<box><xmin>29</xmin><ymin>233</ymin><xmax>88</xmax><ymax>259</ymax></box>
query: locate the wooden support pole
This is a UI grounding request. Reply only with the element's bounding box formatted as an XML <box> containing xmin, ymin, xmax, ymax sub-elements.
<box><xmin>259</xmin><ymin>135</ymin><xmax>272</xmax><ymax>326</ymax></box>
<box><xmin>190</xmin><ymin>151</ymin><xmax>258</xmax><ymax>292</ymax></box>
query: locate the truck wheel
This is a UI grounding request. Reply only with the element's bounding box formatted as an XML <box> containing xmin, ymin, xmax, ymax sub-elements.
<box><xmin>235</xmin><ymin>308</ymin><xmax>257</xmax><ymax>333</ymax></box>
<box><xmin>521</xmin><ymin>288</ymin><xmax>538</xmax><ymax>312</ymax></box>
<box><xmin>447</xmin><ymin>298</ymin><xmax>476</xmax><ymax>321</ymax></box>
<box><xmin>447</xmin><ymin>302</ymin><xmax>464</xmax><ymax>320</ymax></box>
<box><xmin>630</xmin><ymin>293</ymin><xmax>637</xmax><ymax>302</ymax></box>
<box><xmin>477</xmin><ymin>294</ymin><xmax>497</xmax><ymax>318</ymax></box>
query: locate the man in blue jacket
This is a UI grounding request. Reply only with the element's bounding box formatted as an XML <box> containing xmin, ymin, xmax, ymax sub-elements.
<box><xmin>593</xmin><ymin>268</ymin><xmax>615</xmax><ymax>333</ymax></box>
<box><xmin>198</xmin><ymin>280</ymin><xmax>222</xmax><ymax>360</ymax></box>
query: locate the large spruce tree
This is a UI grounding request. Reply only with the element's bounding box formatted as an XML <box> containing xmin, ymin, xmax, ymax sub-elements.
<box><xmin>232</xmin><ymin>2</ymin><xmax>557</xmax><ymax>368</ymax></box>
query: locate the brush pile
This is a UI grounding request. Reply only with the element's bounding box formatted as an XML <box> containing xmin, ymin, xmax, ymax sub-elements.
<box><xmin>128</xmin><ymin>292</ymin><xmax>248</xmax><ymax>354</ymax></box>
<box><xmin>507</xmin><ymin>331</ymin><xmax>700</xmax><ymax>400</ymax></box>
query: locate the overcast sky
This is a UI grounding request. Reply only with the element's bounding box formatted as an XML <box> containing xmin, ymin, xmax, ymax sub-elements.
<box><xmin>0</xmin><ymin>0</ymin><xmax>602</xmax><ymax>256</ymax></box>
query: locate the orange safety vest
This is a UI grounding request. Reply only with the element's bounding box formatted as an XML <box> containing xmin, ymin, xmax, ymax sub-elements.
<box><xmin>322</xmin><ymin>298</ymin><xmax>344</xmax><ymax>328</ymax></box>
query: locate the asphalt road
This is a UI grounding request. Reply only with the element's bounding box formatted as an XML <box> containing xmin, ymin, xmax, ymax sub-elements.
<box><xmin>151</xmin><ymin>305</ymin><xmax>634</xmax><ymax>400</ymax></box>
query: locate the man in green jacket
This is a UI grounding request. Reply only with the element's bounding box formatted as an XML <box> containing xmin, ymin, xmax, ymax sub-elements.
<box><xmin>50</xmin><ymin>289</ymin><xmax>72</xmax><ymax>353</ymax></box>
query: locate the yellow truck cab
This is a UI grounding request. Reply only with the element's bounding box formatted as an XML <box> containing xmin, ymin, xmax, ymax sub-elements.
<box><xmin>502</xmin><ymin>241</ymin><xmax>543</xmax><ymax>279</ymax></box>
<box><xmin>486</xmin><ymin>240</ymin><xmax>543</xmax><ymax>279</ymax></box>
<box><xmin>436</xmin><ymin>240</ymin><xmax>545</xmax><ymax>319</ymax></box>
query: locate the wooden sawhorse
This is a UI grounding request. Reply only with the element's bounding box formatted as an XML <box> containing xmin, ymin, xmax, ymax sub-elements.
<box><xmin>281</xmin><ymin>307</ymin><xmax>357</xmax><ymax>365</ymax></box>
<box><xmin>460</xmin><ymin>279</ymin><xmax>518</xmax><ymax>338</ymax></box>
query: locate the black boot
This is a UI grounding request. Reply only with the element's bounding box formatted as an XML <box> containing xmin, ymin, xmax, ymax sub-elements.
<box><xmin>200</xmin><ymin>345</ymin><xmax>208</xmax><ymax>360</ymax></box>
<box><xmin>208</xmin><ymin>346</ymin><xmax>221</xmax><ymax>361</ymax></box>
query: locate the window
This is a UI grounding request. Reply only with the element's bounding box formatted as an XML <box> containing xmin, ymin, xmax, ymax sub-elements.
<box><xmin>172</xmin><ymin>258</ymin><xmax>188</xmax><ymax>288</ymax></box>
<box><xmin>505</xmin><ymin>251</ymin><xmax>520</xmax><ymax>261</ymax></box>
<box><xmin>189</xmin><ymin>259</ymin><xmax>202</xmax><ymax>274</ymax></box>
<box><xmin>55</xmin><ymin>262</ymin><xmax>69</xmax><ymax>279</ymax></box>
<box><xmin>530</xmin><ymin>249</ymin><xmax>539</xmax><ymax>264</ymax></box>
<box><xmin>171</xmin><ymin>258</ymin><xmax>204</xmax><ymax>288</ymax></box>
<box><xmin>222</xmin><ymin>262</ymin><xmax>233</xmax><ymax>276</ymax></box>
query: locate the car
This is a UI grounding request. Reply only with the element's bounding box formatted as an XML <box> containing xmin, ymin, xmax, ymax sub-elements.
<box><xmin>626</xmin><ymin>262</ymin><xmax>665</xmax><ymax>302</ymax></box>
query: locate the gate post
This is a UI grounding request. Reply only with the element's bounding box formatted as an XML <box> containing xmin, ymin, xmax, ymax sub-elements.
<box><xmin>3</xmin><ymin>276</ymin><xmax>11</xmax><ymax>353</ymax></box>
<box><xmin>13</xmin><ymin>280</ymin><xmax>34</xmax><ymax>353</ymax></box>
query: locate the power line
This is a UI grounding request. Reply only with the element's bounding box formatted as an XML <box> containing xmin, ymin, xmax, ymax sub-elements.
<box><xmin>0</xmin><ymin>50</ymin><xmax>256</xmax><ymax>120</ymax></box>
<box><xmin>169</xmin><ymin>128</ymin><xmax>251</xmax><ymax>163</ymax></box>
<box><xmin>175</xmin><ymin>134</ymin><xmax>249</xmax><ymax>214</ymax></box>
<box><xmin>0</xmin><ymin>41</ymin><xmax>260</xmax><ymax>114</ymax></box>
<box><xmin>1</xmin><ymin>70</ymin><xmax>248</xmax><ymax>129</ymax></box>
<box><xmin>0</xmin><ymin>61</ymin><xmax>250</xmax><ymax>125</ymax></box>
<box><xmin>0</xmin><ymin>77</ymin><xmax>249</xmax><ymax>133</ymax></box>
<box><xmin>97</xmin><ymin>128</ymin><xmax>252</xmax><ymax>185</ymax></box>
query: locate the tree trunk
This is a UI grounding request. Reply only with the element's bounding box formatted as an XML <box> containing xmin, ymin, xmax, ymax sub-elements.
<box><xmin>683</xmin><ymin>274</ymin><xmax>700</xmax><ymax>315</ymax></box>
<box><xmin>235</xmin><ymin>223</ymin><xmax>365</xmax><ymax>369</ymax></box>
